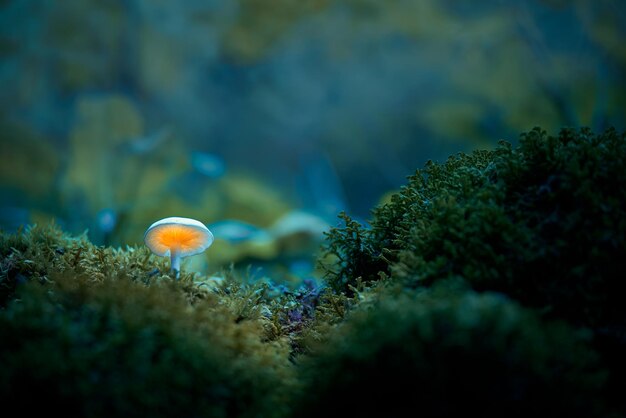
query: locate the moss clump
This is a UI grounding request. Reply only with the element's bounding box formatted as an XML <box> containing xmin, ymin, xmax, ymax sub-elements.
<box><xmin>323</xmin><ymin>127</ymin><xmax>626</xmax><ymax>331</ymax></box>
<box><xmin>321</xmin><ymin>126</ymin><xmax>626</xmax><ymax>414</ymax></box>
<box><xmin>0</xmin><ymin>273</ymin><xmax>294</xmax><ymax>418</ymax></box>
<box><xmin>294</xmin><ymin>287</ymin><xmax>607</xmax><ymax>418</ymax></box>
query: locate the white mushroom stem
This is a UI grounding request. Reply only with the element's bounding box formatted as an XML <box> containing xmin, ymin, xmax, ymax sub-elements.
<box><xmin>170</xmin><ymin>248</ymin><xmax>181</xmax><ymax>278</ymax></box>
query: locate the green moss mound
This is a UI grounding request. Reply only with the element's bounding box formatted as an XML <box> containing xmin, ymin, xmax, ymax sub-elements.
<box><xmin>323</xmin><ymin>127</ymin><xmax>626</xmax><ymax>331</ymax></box>
<box><xmin>321</xmin><ymin>126</ymin><xmax>626</xmax><ymax>414</ymax></box>
<box><xmin>0</xmin><ymin>274</ymin><xmax>294</xmax><ymax>418</ymax></box>
<box><xmin>294</xmin><ymin>288</ymin><xmax>607</xmax><ymax>418</ymax></box>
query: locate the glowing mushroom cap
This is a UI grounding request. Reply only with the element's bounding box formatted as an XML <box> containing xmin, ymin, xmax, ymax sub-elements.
<box><xmin>144</xmin><ymin>217</ymin><xmax>214</xmax><ymax>257</ymax></box>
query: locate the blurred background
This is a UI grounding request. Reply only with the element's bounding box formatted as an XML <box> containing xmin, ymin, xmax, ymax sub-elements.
<box><xmin>1</xmin><ymin>0</ymin><xmax>625</xmax><ymax>282</ymax></box>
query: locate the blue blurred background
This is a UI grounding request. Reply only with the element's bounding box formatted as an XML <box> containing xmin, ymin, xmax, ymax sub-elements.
<box><xmin>1</xmin><ymin>0</ymin><xmax>625</xmax><ymax>280</ymax></box>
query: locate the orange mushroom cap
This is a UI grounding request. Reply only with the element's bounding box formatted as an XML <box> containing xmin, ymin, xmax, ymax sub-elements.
<box><xmin>144</xmin><ymin>217</ymin><xmax>214</xmax><ymax>257</ymax></box>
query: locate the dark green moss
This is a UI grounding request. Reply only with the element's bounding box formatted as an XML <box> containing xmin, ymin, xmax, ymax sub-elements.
<box><xmin>0</xmin><ymin>224</ymin><xmax>305</xmax><ymax>417</ymax></box>
<box><xmin>0</xmin><ymin>273</ymin><xmax>294</xmax><ymax>418</ymax></box>
<box><xmin>0</xmin><ymin>223</ymin><xmax>168</xmax><ymax>307</ymax></box>
<box><xmin>320</xmin><ymin>126</ymin><xmax>626</xmax><ymax>414</ymax></box>
<box><xmin>323</xmin><ymin>127</ymin><xmax>626</xmax><ymax>331</ymax></box>
<box><xmin>294</xmin><ymin>287</ymin><xmax>608</xmax><ymax>418</ymax></box>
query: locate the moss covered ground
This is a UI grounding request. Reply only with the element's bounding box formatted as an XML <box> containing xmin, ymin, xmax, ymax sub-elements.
<box><xmin>1</xmin><ymin>127</ymin><xmax>625</xmax><ymax>417</ymax></box>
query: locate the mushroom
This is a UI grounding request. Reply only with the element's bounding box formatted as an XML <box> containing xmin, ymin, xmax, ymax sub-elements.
<box><xmin>144</xmin><ymin>217</ymin><xmax>214</xmax><ymax>279</ymax></box>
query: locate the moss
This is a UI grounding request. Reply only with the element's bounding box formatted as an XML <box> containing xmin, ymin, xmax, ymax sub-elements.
<box><xmin>322</xmin><ymin>127</ymin><xmax>626</xmax><ymax>331</ymax></box>
<box><xmin>0</xmin><ymin>224</ymin><xmax>309</xmax><ymax>417</ymax></box>
<box><xmin>0</xmin><ymin>223</ymin><xmax>168</xmax><ymax>307</ymax></box>
<box><xmin>0</xmin><ymin>271</ymin><xmax>294</xmax><ymax>418</ymax></box>
<box><xmin>320</xmin><ymin>126</ymin><xmax>626</xmax><ymax>414</ymax></box>
<box><xmin>293</xmin><ymin>286</ymin><xmax>608</xmax><ymax>418</ymax></box>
